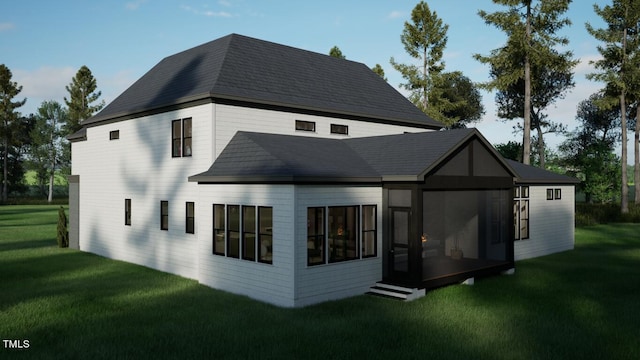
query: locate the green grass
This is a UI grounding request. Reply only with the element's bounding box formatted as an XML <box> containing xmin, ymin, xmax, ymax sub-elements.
<box><xmin>1</xmin><ymin>206</ymin><xmax>639</xmax><ymax>359</ymax></box>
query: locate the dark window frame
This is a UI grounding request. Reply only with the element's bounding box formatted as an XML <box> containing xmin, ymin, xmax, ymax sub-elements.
<box><xmin>160</xmin><ymin>200</ymin><xmax>169</xmax><ymax>231</ymax></box>
<box><xmin>547</xmin><ymin>188</ymin><xmax>554</xmax><ymax>200</ymax></box>
<box><xmin>171</xmin><ymin>118</ymin><xmax>192</xmax><ymax>157</ymax></box>
<box><xmin>258</xmin><ymin>206</ymin><xmax>273</xmax><ymax>264</ymax></box>
<box><xmin>307</xmin><ymin>207</ymin><xmax>325</xmax><ymax>266</ymax></box>
<box><xmin>295</xmin><ymin>120</ymin><xmax>316</xmax><ymax>132</ymax></box>
<box><xmin>227</xmin><ymin>205</ymin><xmax>240</xmax><ymax>258</ymax></box>
<box><xmin>110</xmin><ymin>130</ymin><xmax>120</xmax><ymax>140</ymax></box>
<box><xmin>554</xmin><ymin>188</ymin><xmax>562</xmax><ymax>200</ymax></box>
<box><xmin>330</xmin><ymin>124</ymin><xmax>348</xmax><ymax>135</ymax></box>
<box><xmin>361</xmin><ymin>205</ymin><xmax>377</xmax><ymax>258</ymax></box>
<box><xmin>125</xmin><ymin>199</ymin><xmax>131</xmax><ymax>226</ymax></box>
<box><xmin>213</xmin><ymin>204</ymin><xmax>225</xmax><ymax>256</ymax></box>
<box><xmin>514</xmin><ymin>186</ymin><xmax>530</xmax><ymax>241</ymax></box>
<box><xmin>186</xmin><ymin>202</ymin><xmax>195</xmax><ymax>234</ymax></box>
<box><xmin>328</xmin><ymin>205</ymin><xmax>359</xmax><ymax>263</ymax></box>
<box><xmin>242</xmin><ymin>205</ymin><xmax>256</xmax><ymax>261</ymax></box>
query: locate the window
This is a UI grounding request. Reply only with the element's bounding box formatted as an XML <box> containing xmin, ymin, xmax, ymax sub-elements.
<box><xmin>330</xmin><ymin>124</ymin><xmax>348</xmax><ymax>135</ymax></box>
<box><xmin>258</xmin><ymin>207</ymin><xmax>273</xmax><ymax>264</ymax></box>
<box><xmin>547</xmin><ymin>189</ymin><xmax>554</xmax><ymax>200</ymax></box>
<box><xmin>186</xmin><ymin>202</ymin><xmax>195</xmax><ymax>234</ymax></box>
<box><xmin>307</xmin><ymin>207</ymin><xmax>325</xmax><ymax>266</ymax></box>
<box><xmin>110</xmin><ymin>130</ymin><xmax>120</xmax><ymax>140</ymax></box>
<box><xmin>125</xmin><ymin>199</ymin><xmax>131</xmax><ymax>226</ymax></box>
<box><xmin>514</xmin><ymin>186</ymin><xmax>529</xmax><ymax>240</ymax></box>
<box><xmin>172</xmin><ymin>118</ymin><xmax>192</xmax><ymax>157</ymax></box>
<box><xmin>362</xmin><ymin>205</ymin><xmax>377</xmax><ymax>257</ymax></box>
<box><xmin>227</xmin><ymin>205</ymin><xmax>240</xmax><ymax>258</ymax></box>
<box><xmin>160</xmin><ymin>201</ymin><xmax>169</xmax><ymax>230</ymax></box>
<box><xmin>242</xmin><ymin>206</ymin><xmax>256</xmax><ymax>261</ymax></box>
<box><xmin>554</xmin><ymin>188</ymin><xmax>562</xmax><ymax>200</ymax></box>
<box><xmin>213</xmin><ymin>204</ymin><xmax>225</xmax><ymax>255</ymax></box>
<box><xmin>328</xmin><ymin>206</ymin><xmax>358</xmax><ymax>263</ymax></box>
<box><xmin>295</xmin><ymin>120</ymin><xmax>315</xmax><ymax>132</ymax></box>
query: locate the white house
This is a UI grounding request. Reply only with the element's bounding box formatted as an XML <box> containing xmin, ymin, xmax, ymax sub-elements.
<box><xmin>68</xmin><ymin>34</ymin><xmax>578</xmax><ymax>307</ymax></box>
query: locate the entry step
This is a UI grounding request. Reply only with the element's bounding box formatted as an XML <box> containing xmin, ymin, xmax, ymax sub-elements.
<box><xmin>368</xmin><ymin>282</ymin><xmax>425</xmax><ymax>301</ymax></box>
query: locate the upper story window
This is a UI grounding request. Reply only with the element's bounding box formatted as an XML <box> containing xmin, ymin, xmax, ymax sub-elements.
<box><xmin>295</xmin><ymin>120</ymin><xmax>315</xmax><ymax>132</ymax></box>
<box><xmin>110</xmin><ymin>130</ymin><xmax>120</xmax><ymax>140</ymax></box>
<box><xmin>330</xmin><ymin>124</ymin><xmax>348</xmax><ymax>135</ymax></box>
<box><xmin>172</xmin><ymin>118</ymin><xmax>192</xmax><ymax>157</ymax></box>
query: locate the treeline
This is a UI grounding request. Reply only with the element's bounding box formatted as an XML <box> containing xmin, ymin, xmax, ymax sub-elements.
<box><xmin>0</xmin><ymin>65</ymin><xmax>104</xmax><ymax>203</ymax></box>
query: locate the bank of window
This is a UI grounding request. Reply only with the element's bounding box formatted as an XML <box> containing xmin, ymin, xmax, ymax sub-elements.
<box><xmin>307</xmin><ymin>205</ymin><xmax>377</xmax><ymax>266</ymax></box>
<box><xmin>307</xmin><ymin>207</ymin><xmax>325</xmax><ymax>266</ymax></box>
<box><xmin>213</xmin><ymin>204</ymin><xmax>225</xmax><ymax>255</ymax></box>
<box><xmin>514</xmin><ymin>186</ymin><xmax>529</xmax><ymax>240</ymax></box>
<box><xmin>186</xmin><ymin>202</ymin><xmax>195</xmax><ymax>234</ymax></box>
<box><xmin>330</xmin><ymin>124</ymin><xmax>348</xmax><ymax>135</ymax></box>
<box><xmin>110</xmin><ymin>130</ymin><xmax>120</xmax><ymax>140</ymax></box>
<box><xmin>295</xmin><ymin>120</ymin><xmax>315</xmax><ymax>132</ymax></box>
<box><xmin>362</xmin><ymin>205</ymin><xmax>377</xmax><ymax>257</ymax></box>
<box><xmin>125</xmin><ymin>199</ymin><xmax>131</xmax><ymax>226</ymax></box>
<box><xmin>160</xmin><ymin>200</ymin><xmax>169</xmax><ymax>230</ymax></box>
<box><xmin>172</xmin><ymin>118</ymin><xmax>192</xmax><ymax>157</ymax></box>
<box><xmin>212</xmin><ymin>204</ymin><xmax>273</xmax><ymax>264</ymax></box>
<box><xmin>227</xmin><ymin>205</ymin><xmax>240</xmax><ymax>258</ymax></box>
<box><xmin>258</xmin><ymin>207</ymin><xmax>273</xmax><ymax>264</ymax></box>
<box><xmin>554</xmin><ymin>188</ymin><xmax>562</xmax><ymax>200</ymax></box>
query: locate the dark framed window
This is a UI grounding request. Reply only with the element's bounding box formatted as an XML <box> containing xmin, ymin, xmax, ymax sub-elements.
<box><xmin>172</xmin><ymin>118</ymin><xmax>192</xmax><ymax>157</ymax></box>
<box><xmin>362</xmin><ymin>205</ymin><xmax>377</xmax><ymax>258</ymax></box>
<box><xmin>554</xmin><ymin>188</ymin><xmax>562</xmax><ymax>200</ymax></box>
<box><xmin>547</xmin><ymin>189</ymin><xmax>554</xmax><ymax>200</ymax></box>
<box><xmin>330</xmin><ymin>124</ymin><xmax>348</xmax><ymax>135</ymax></box>
<box><xmin>258</xmin><ymin>207</ymin><xmax>273</xmax><ymax>264</ymax></box>
<box><xmin>160</xmin><ymin>201</ymin><xmax>169</xmax><ymax>230</ymax></box>
<box><xmin>213</xmin><ymin>204</ymin><xmax>225</xmax><ymax>255</ymax></box>
<box><xmin>110</xmin><ymin>130</ymin><xmax>120</xmax><ymax>140</ymax></box>
<box><xmin>242</xmin><ymin>206</ymin><xmax>256</xmax><ymax>261</ymax></box>
<box><xmin>227</xmin><ymin>205</ymin><xmax>240</xmax><ymax>258</ymax></box>
<box><xmin>307</xmin><ymin>207</ymin><xmax>325</xmax><ymax>266</ymax></box>
<box><xmin>514</xmin><ymin>186</ymin><xmax>530</xmax><ymax>240</ymax></box>
<box><xmin>186</xmin><ymin>202</ymin><xmax>195</xmax><ymax>234</ymax></box>
<box><xmin>328</xmin><ymin>206</ymin><xmax>359</xmax><ymax>263</ymax></box>
<box><xmin>295</xmin><ymin>120</ymin><xmax>315</xmax><ymax>132</ymax></box>
<box><xmin>125</xmin><ymin>199</ymin><xmax>131</xmax><ymax>226</ymax></box>
<box><xmin>522</xmin><ymin>186</ymin><xmax>529</xmax><ymax>198</ymax></box>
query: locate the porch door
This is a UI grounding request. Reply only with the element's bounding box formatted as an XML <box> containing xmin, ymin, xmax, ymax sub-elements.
<box><xmin>389</xmin><ymin>207</ymin><xmax>411</xmax><ymax>278</ymax></box>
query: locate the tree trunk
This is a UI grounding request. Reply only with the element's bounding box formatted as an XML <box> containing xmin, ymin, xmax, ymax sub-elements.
<box><xmin>2</xmin><ymin>135</ymin><xmax>7</xmax><ymax>203</ymax></box>
<box><xmin>633</xmin><ymin>108</ymin><xmax>640</xmax><ymax>205</ymax></box>
<box><xmin>621</xmin><ymin>93</ymin><xmax>629</xmax><ymax>214</ymax></box>
<box><xmin>536</xmin><ymin>123</ymin><xmax>545</xmax><ymax>169</ymax></box>
<box><xmin>423</xmin><ymin>47</ymin><xmax>428</xmax><ymax>110</ymax></box>
<box><xmin>523</xmin><ymin>4</ymin><xmax>532</xmax><ymax>165</ymax></box>
<box><xmin>47</xmin><ymin>166</ymin><xmax>54</xmax><ymax>203</ymax></box>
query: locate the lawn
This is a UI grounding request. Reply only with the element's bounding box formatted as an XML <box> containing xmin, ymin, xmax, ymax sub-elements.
<box><xmin>1</xmin><ymin>206</ymin><xmax>639</xmax><ymax>359</ymax></box>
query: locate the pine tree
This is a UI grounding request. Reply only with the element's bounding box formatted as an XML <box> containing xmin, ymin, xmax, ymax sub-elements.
<box><xmin>474</xmin><ymin>0</ymin><xmax>572</xmax><ymax>165</ymax></box>
<box><xmin>64</xmin><ymin>65</ymin><xmax>105</xmax><ymax>134</ymax></box>
<box><xmin>371</xmin><ymin>64</ymin><xmax>387</xmax><ymax>81</ymax></box>
<box><xmin>0</xmin><ymin>64</ymin><xmax>27</xmax><ymax>203</ymax></box>
<box><xmin>586</xmin><ymin>0</ymin><xmax>640</xmax><ymax>213</ymax></box>
<box><xmin>329</xmin><ymin>46</ymin><xmax>346</xmax><ymax>59</ymax></box>
<box><xmin>390</xmin><ymin>1</ymin><xmax>448</xmax><ymax>113</ymax></box>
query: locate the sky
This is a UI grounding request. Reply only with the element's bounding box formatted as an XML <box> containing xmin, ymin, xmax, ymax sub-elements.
<box><xmin>2</xmin><ymin>0</ymin><xmax>621</xmax><ymax>159</ymax></box>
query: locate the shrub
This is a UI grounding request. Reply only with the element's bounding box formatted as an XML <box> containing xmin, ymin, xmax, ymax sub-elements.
<box><xmin>576</xmin><ymin>203</ymin><xmax>640</xmax><ymax>225</ymax></box>
<box><xmin>57</xmin><ymin>206</ymin><xmax>69</xmax><ymax>248</ymax></box>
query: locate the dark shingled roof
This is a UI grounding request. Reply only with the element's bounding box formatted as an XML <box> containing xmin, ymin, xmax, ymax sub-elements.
<box><xmin>507</xmin><ymin>160</ymin><xmax>580</xmax><ymax>184</ymax></box>
<box><xmin>84</xmin><ymin>34</ymin><xmax>442</xmax><ymax>129</ymax></box>
<box><xmin>189</xmin><ymin>129</ymin><xmax>517</xmax><ymax>183</ymax></box>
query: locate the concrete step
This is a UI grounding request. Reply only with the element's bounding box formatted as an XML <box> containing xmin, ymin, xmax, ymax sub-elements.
<box><xmin>368</xmin><ymin>282</ymin><xmax>425</xmax><ymax>301</ymax></box>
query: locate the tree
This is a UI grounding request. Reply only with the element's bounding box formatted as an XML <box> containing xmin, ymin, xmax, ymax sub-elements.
<box><xmin>586</xmin><ymin>0</ymin><xmax>640</xmax><ymax>213</ymax></box>
<box><xmin>495</xmin><ymin>141</ymin><xmax>522</xmax><ymax>161</ymax></box>
<box><xmin>475</xmin><ymin>0</ymin><xmax>573</xmax><ymax>165</ymax></box>
<box><xmin>436</xmin><ymin>71</ymin><xmax>485</xmax><ymax>129</ymax></box>
<box><xmin>390</xmin><ymin>1</ymin><xmax>448</xmax><ymax>112</ymax></box>
<box><xmin>64</xmin><ymin>65</ymin><xmax>105</xmax><ymax>134</ymax></box>
<box><xmin>559</xmin><ymin>93</ymin><xmax>621</xmax><ymax>203</ymax></box>
<box><xmin>0</xmin><ymin>64</ymin><xmax>27</xmax><ymax>203</ymax></box>
<box><xmin>371</xmin><ymin>64</ymin><xmax>387</xmax><ymax>81</ymax></box>
<box><xmin>57</xmin><ymin>206</ymin><xmax>69</xmax><ymax>248</ymax></box>
<box><xmin>329</xmin><ymin>46</ymin><xmax>346</xmax><ymax>59</ymax></box>
<box><xmin>30</xmin><ymin>101</ymin><xmax>68</xmax><ymax>202</ymax></box>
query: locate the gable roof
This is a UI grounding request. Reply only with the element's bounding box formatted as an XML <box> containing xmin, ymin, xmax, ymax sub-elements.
<box><xmin>84</xmin><ymin>34</ymin><xmax>442</xmax><ymax>129</ymax></box>
<box><xmin>507</xmin><ymin>160</ymin><xmax>580</xmax><ymax>184</ymax></box>
<box><xmin>188</xmin><ymin>129</ymin><xmax>516</xmax><ymax>184</ymax></box>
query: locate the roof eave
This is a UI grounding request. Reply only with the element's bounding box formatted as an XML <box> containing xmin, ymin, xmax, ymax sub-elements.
<box><xmin>188</xmin><ymin>174</ymin><xmax>382</xmax><ymax>184</ymax></box>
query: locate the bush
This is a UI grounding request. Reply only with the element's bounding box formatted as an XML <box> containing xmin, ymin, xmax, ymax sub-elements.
<box><xmin>57</xmin><ymin>206</ymin><xmax>69</xmax><ymax>248</ymax></box>
<box><xmin>576</xmin><ymin>203</ymin><xmax>640</xmax><ymax>226</ymax></box>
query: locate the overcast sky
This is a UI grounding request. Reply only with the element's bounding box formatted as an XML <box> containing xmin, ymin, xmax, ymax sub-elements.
<box><xmin>3</xmin><ymin>0</ymin><xmax>620</xmax><ymax>157</ymax></box>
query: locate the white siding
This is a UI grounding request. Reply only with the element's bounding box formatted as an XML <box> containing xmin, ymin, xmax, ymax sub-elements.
<box><xmin>515</xmin><ymin>185</ymin><xmax>575</xmax><ymax>261</ymax></box>
<box><xmin>213</xmin><ymin>103</ymin><xmax>430</xmax><ymax>157</ymax></box>
<box><xmin>72</xmin><ymin>104</ymin><xmax>214</xmax><ymax>280</ymax></box>
<box><xmin>294</xmin><ymin>186</ymin><xmax>383</xmax><ymax>307</ymax></box>
<box><xmin>196</xmin><ymin>184</ymin><xmax>296</xmax><ymax>307</ymax></box>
